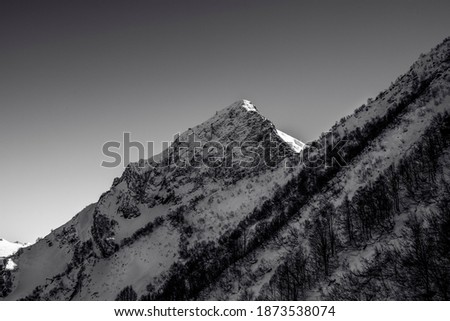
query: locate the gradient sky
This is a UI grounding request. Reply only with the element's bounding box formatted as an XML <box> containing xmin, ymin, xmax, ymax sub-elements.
<box><xmin>1</xmin><ymin>0</ymin><xmax>450</xmax><ymax>243</ymax></box>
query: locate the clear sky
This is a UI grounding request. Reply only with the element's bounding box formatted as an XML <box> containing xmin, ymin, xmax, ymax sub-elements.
<box><xmin>1</xmin><ymin>0</ymin><xmax>450</xmax><ymax>243</ymax></box>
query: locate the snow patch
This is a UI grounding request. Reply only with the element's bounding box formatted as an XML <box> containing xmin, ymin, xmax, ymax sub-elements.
<box><xmin>240</xmin><ymin>99</ymin><xmax>258</xmax><ymax>112</ymax></box>
<box><xmin>276</xmin><ymin>129</ymin><xmax>305</xmax><ymax>153</ymax></box>
<box><xmin>5</xmin><ymin>258</ymin><xmax>17</xmax><ymax>271</ymax></box>
<box><xmin>0</xmin><ymin>238</ymin><xmax>27</xmax><ymax>258</ymax></box>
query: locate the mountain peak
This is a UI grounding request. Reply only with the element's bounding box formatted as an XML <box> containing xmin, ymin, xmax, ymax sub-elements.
<box><xmin>182</xmin><ymin>99</ymin><xmax>303</xmax><ymax>154</ymax></box>
<box><xmin>221</xmin><ymin>99</ymin><xmax>259</xmax><ymax>114</ymax></box>
<box><xmin>174</xmin><ymin>99</ymin><xmax>265</xmax><ymax>145</ymax></box>
<box><xmin>233</xmin><ymin>99</ymin><xmax>258</xmax><ymax>112</ymax></box>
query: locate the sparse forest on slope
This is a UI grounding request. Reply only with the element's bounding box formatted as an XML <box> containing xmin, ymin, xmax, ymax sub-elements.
<box><xmin>200</xmin><ymin>37</ymin><xmax>450</xmax><ymax>301</ymax></box>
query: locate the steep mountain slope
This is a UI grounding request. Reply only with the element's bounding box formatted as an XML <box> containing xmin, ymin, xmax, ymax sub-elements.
<box><xmin>0</xmin><ymin>100</ymin><xmax>303</xmax><ymax>300</ymax></box>
<box><xmin>199</xmin><ymin>37</ymin><xmax>450</xmax><ymax>300</ymax></box>
<box><xmin>2</xmin><ymin>37</ymin><xmax>450</xmax><ymax>301</ymax></box>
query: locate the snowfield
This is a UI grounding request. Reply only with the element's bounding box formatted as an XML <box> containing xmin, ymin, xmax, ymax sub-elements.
<box><xmin>0</xmin><ymin>238</ymin><xmax>28</xmax><ymax>258</ymax></box>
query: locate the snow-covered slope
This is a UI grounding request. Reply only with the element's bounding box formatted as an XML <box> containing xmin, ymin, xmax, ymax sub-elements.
<box><xmin>199</xmin><ymin>37</ymin><xmax>450</xmax><ymax>300</ymax></box>
<box><xmin>0</xmin><ymin>239</ymin><xmax>27</xmax><ymax>258</ymax></box>
<box><xmin>276</xmin><ymin>129</ymin><xmax>305</xmax><ymax>153</ymax></box>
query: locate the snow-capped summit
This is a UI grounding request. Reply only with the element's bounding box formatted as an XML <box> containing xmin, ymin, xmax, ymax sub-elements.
<box><xmin>232</xmin><ymin>99</ymin><xmax>304</xmax><ymax>152</ymax></box>
<box><xmin>221</xmin><ymin>99</ymin><xmax>257</xmax><ymax>112</ymax></box>
<box><xmin>128</xmin><ymin>99</ymin><xmax>303</xmax><ymax>175</ymax></box>
<box><xmin>240</xmin><ymin>99</ymin><xmax>258</xmax><ymax>112</ymax></box>
<box><xmin>172</xmin><ymin>99</ymin><xmax>303</xmax><ymax>154</ymax></box>
<box><xmin>228</xmin><ymin>99</ymin><xmax>258</xmax><ymax>112</ymax></box>
<box><xmin>174</xmin><ymin>98</ymin><xmax>268</xmax><ymax>145</ymax></box>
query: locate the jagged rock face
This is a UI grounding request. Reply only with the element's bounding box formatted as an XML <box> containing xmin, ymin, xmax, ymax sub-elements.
<box><xmin>90</xmin><ymin>100</ymin><xmax>300</xmax><ymax>259</ymax></box>
<box><xmin>1</xmin><ymin>99</ymin><xmax>303</xmax><ymax>300</ymax></box>
<box><xmin>121</xmin><ymin>99</ymin><xmax>297</xmax><ymax>192</ymax></box>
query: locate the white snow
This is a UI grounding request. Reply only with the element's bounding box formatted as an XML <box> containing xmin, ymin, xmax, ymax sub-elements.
<box><xmin>75</xmin><ymin>221</ymin><xmax>180</xmax><ymax>300</ymax></box>
<box><xmin>240</xmin><ymin>99</ymin><xmax>258</xmax><ymax>112</ymax></box>
<box><xmin>0</xmin><ymin>238</ymin><xmax>27</xmax><ymax>258</ymax></box>
<box><xmin>5</xmin><ymin>258</ymin><xmax>17</xmax><ymax>271</ymax></box>
<box><xmin>276</xmin><ymin>129</ymin><xmax>305</xmax><ymax>153</ymax></box>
